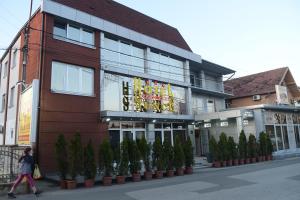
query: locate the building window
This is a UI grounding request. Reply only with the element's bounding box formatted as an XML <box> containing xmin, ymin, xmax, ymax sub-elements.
<box><xmin>3</xmin><ymin>61</ymin><xmax>8</xmax><ymax>78</ymax></box>
<box><xmin>9</xmin><ymin>86</ymin><xmax>15</xmax><ymax>108</ymax></box>
<box><xmin>1</xmin><ymin>94</ymin><xmax>6</xmax><ymax>112</ymax></box>
<box><xmin>51</xmin><ymin>61</ymin><xmax>94</xmax><ymax>96</ymax></box>
<box><xmin>12</xmin><ymin>49</ymin><xmax>18</xmax><ymax>69</ymax></box>
<box><xmin>53</xmin><ymin>21</ymin><xmax>95</xmax><ymax>47</ymax></box>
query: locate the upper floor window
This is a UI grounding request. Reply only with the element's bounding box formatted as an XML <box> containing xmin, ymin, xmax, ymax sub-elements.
<box><xmin>1</xmin><ymin>94</ymin><xmax>6</xmax><ymax>112</ymax></box>
<box><xmin>12</xmin><ymin>49</ymin><xmax>18</xmax><ymax>69</ymax></box>
<box><xmin>51</xmin><ymin>61</ymin><xmax>94</xmax><ymax>97</ymax></box>
<box><xmin>9</xmin><ymin>86</ymin><xmax>15</xmax><ymax>108</ymax></box>
<box><xmin>3</xmin><ymin>61</ymin><xmax>8</xmax><ymax>78</ymax></box>
<box><xmin>53</xmin><ymin>21</ymin><xmax>95</xmax><ymax>47</ymax></box>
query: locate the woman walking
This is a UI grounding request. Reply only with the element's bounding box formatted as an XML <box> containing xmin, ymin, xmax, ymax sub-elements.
<box><xmin>8</xmin><ymin>147</ymin><xmax>40</xmax><ymax>198</ymax></box>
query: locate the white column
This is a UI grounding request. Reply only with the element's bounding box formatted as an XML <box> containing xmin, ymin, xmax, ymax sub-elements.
<box><xmin>184</xmin><ymin>60</ymin><xmax>192</xmax><ymax>115</ymax></box>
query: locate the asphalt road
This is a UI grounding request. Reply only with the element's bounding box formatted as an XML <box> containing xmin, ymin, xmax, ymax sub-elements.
<box><xmin>7</xmin><ymin>157</ymin><xmax>300</xmax><ymax>200</ymax></box>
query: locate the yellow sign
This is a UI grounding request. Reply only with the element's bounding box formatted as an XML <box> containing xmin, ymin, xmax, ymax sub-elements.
<box><xmin>18</xmin><ymin>87</ymin><xmax>33</xmax><ymax>145</ymax></box>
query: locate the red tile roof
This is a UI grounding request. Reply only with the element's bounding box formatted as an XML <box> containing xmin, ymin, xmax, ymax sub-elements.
<box><xmin>224</xmin><ymin>67</ymin><xmax>288</xmax><ymax>98</ymax></box>
<box><xmin>52</xmin><ymin>0</ymin><xmax>192</xmax><ymax>51</ymax></box>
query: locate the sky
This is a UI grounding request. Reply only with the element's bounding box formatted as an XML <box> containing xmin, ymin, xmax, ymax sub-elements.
<box><xmin>0</xmin><ymin>0</ymin><xmax>300</xmax><ymax>83</ymax></box>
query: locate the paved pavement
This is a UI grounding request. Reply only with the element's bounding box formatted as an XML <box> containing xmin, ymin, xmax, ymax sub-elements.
<box><xmin>3</xmin><ymin>158</ymin><xmax>300</xmax><ymax>200</ymax></box>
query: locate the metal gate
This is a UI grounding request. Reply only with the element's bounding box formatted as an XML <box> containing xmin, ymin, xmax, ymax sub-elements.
<box><xmin>0</xmin><ymin>146</ymin><xmax>26</xmax><ymax>184</ymax></box>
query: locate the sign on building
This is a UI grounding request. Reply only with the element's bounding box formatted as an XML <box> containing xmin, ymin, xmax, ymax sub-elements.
<box><xmin>275</xmin><ymin>85</ymin><xmax>289</xmax><ymax>104</ymax></box>
<box><xmin>17</xmin><ymin>80</ymin><xmax>39</xmax><ymax>146</ymax></box>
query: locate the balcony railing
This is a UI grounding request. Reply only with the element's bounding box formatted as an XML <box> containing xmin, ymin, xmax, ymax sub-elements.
<box><xmin>190</xmin><ymin>76</ymin><xmax>229</xmax><ymax>94</ymax></box>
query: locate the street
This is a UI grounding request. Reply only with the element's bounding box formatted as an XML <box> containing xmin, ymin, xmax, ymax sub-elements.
<box><xmin>11</xmin><ymin>158</ymin><xmax>300</xmax><ymax>200</ymax></box>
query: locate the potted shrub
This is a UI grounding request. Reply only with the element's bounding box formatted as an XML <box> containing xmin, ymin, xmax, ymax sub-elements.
<box><xmin>174</xmin><ymin>136</ymin><xmax>185</xmax><ymax>176</ymax></box>
<box><xmin>183</xmin><ymin>136</ymin><xmax>194</xmax><ymax>174</ymax></box>
<box><xmin>209</xmin><ymin>136</ymin><xmax>220</xmax><ymax>168</ymax></box>
<box><xmin>55</xmin><ymin>134</ymin><xmax>68</xmax><ymax>189</ymax></box>
<box><xmin>227</xmin><ymin>136</ymin><xmax>237</xmax><ymax>166</ymax></box>
<box><xmin>248</xmin><ymin>134</ymin><xmax>257</xmax><ymax>163</ymax></box>
<box><xmin>137</xmin><ymin>136</ymin><xmax>152</xmax><ymax>180</ymax></box>
<box><xmin>116</xmin><ymin>139</ymin><xmax>129</xmax><ymax>184</ymax></box>
<box><xmin>266</xmin><ymin>134</ymin><xmax>273</xmax><ymax>161</ymax></box>
<box><xmin>163</xmin><ymin>139</ymin><xmax>174</xmax><ymax>177</ymax></box>
<box><xmin>99</xmin><ymin>139</ymin><xmax>113</xmax><ymax>186</ymax></box>
<box><xmin>152</xmin><ymin>137</ymin><xmax>164</xmax><ymax>179</ymax></box>
<box><xmin>238</xmin><ymin>130</ymin><xmax>247</xmax><ymax>165</ymax></box>
<box><xmin>83</xmin><ymin>140</ymin><xmax>96</xmax><ymax>187</ymax></box>
<box><xmin>218</xmin><ymin>133</ymin><xmax>229</xmax><ymax>167</ymax></box>
<box><xmin>259</xmin><ymin>132</ymin><xmax>267</xmax><ymax>161</ymax></box>
<box><xmin>67</xmin><ymin>133</ymin><xmax>83</xmax><ymax>189</ymax></box>
<box><xmin>128</xmin><ymin>140</ymin><xmax>142</xmax><ymax>182</ymax></box>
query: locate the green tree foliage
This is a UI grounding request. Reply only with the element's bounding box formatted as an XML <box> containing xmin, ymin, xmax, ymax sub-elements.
<box><xmin>238</xmin><ymin>130</ymin><xmax>247</xmax><ymax>159</ymax></box>
<box><xmin>99</xmin><ymin>138</ymin><xmax>113</xmax><ymax>177</ymax></box>
<box><xmin>55</xmin><ymin>134</ymin><xmax>68</xmax><ymax>180</ymax></box>
<box><xmin>183</xmin><ymin>136</ymin><xmax>194</xmax><ymax>167</ymax></box>
<box><xmin>173</xmin><ymin>136</ymin><xmax>185</xmax><ymax>169</ymax></box>
<box><xmin>209</xmin><ymin>136</ymin><xmax>220</xmax><ymax>161</ymax></box>
<box><xmin>259</xmin><ymin>132</ymin><xmax>267</xmax><ymax>156</ymax></box>
<box><xmin>218</xmin><ymin>133</ymin><xmax>229</xmax><ymax>161</ymax></box>
<box><xmin>137</xmin><ymin>136</ymin><xmax>152</xmax><ymax>172</ymax></box>
<box><xmin>152</xmin><ymin>137</ymin><xmax>164</xmax><ymax>171</ymax></box>
<box><xmin>163</xmin><ymin>140</ymin><xmax>174</xmax><ymax>170</ymax></box>
<box><xmin>68</xmin><ymin>132</ymin><xmax>83</xmax><ymax>180</ymax></box>
<box><xmin>128</xmin><ymin>140</ymin><xmax>141</xmax><ymax>174</ymax></box>
<box><xmin>119</xmin><ymin>139</ymin><xmax>129</xmax><ymax>176</ymax></box>
<box><xmin>83</xmin><ymin>140</ymin><xmax>96</xmax><ymax>180</ymax></box>
<box><xmin>248</xmin><ymin>134</ymin><xmax>257</xmax><ymax>158</ymax></box>
<box><xmin>227</xmin><ymin>136</ymin><xmax>237</xmax><ymax>160</ymax></box>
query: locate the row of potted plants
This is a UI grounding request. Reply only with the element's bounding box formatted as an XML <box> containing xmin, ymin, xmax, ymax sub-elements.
<box><xmin>55</xmin><ymin>133</ymin><xmax>194</xmax><ymax>189</ymax></box>
<box><xmin>209</xmin><ymin>130</ymin><xmax>273</xmax><ymax>168</ymax></box>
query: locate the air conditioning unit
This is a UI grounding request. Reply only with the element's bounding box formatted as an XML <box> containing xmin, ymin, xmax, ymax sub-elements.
<box><xmin>253</xmin><ymin>95</ymin><xmax>261</xmax><ymax>101</ymax></box>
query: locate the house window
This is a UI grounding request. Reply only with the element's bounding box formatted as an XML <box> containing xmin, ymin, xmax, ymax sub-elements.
<box><xmin>12</xmin><ymin>49</ymin><xmax>18</xmax><ymax>68</ymax></box>
<box><xmin>3</xmin><ymin>61</ymin><xmax>8</xmax><ymax>78</ymax></box>
<box><xmin>9</xmin><ymin>86</ymin><xmax>15</xmax><ymax>108</ymax></box>
<box><xmin>51</xmin><ymin>61</ymin><xmax>94</xmax><ymax>96</ymax></box>
<box><xmin>53</xmin><ymin>21</ymin><xmax>95</xmax><ymax>47</ymax></box>
<box><xmin>1</xmin><ymin>94</ymin><xmax>6</xmax><ymax>112</ymax></box>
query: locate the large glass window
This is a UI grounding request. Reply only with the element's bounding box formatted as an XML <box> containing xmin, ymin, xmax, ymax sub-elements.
<box><xmin>266</xmin><ymin>125</ymin><xmax>277</xmax><ymax>151</ymax></box>
<box><xmin>148</xmin><ymin>51</ymin><xmax>184</xmax><ymax>82</ymax></box>
<box><xmin>294</xmin><ymin>126</ymin><xmax>300</xmax><ymax>148</ymax></box>
<box><xmin>3</xmin><ymin>61</ymin><xmax>8</xmax><ymax>78</ymax></box>
<box><xmin>275</xmin><ymin>126</ymin><xmax>283</xmax><ymax>150</ymax></box>
<box><xmin>53</xmin><ymin>21</ymin><xmax>94</xmax><ymax>46</ymax></box>
<box><xmin>192</xmin><ymin>94</ymin><xmax>205</xmax><ymax>114</ymax></box>
<box><xmin>51</xmin><ymin>61</ymin><xmax>94</xmax><ymax>96</ymax></box>
<box><xmin>102</xmin><ymin>36</ymin><xmax>145</xmax><ymax>73</ymax></box>
<box><xmin>9</xmin><ymin>86</ymin><xmax>15</xmax><ymax>108</ymax></box>
<box><xmin>12</xmin><ymin>49</ymin><xmax>17</xmax><ymax>69</ymax></box>
<box><xmin>282</xmin><ymin>126</ymin><xmax>289</xmax><ymax>149</ymax></box>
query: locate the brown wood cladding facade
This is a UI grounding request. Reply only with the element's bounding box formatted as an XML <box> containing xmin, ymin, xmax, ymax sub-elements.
<box><xmin>25</xmin><ymin>13</ymin><xmax>107</xmax><ymax>173</ymax></box>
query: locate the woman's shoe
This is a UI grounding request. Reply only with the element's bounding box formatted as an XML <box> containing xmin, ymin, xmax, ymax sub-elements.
<box><xmin>7</xmin><ymin>192</ymin><xmax>16</xmax><ymax>198</ymax></box>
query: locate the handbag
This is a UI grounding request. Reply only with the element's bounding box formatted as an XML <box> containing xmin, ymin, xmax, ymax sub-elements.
<box><xmin>33</xmin><ymin>164</ymin><xmax>42</xmax><ymax>180</ymax></box>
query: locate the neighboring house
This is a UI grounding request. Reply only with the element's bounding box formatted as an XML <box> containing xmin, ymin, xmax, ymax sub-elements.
<box><xmin>196</xmin><ymin>67</ymin><xmax>300</xmax><ymax>157</ymax></box>
<box><xmin>224</xmin><ymin>67</ymin><xmax>300</xmax><ymax>108</ymax></box>
<box><xmin>0</xmin><ymin>0</ymin><xmax>234</xmax><ymax>173</ymax></box>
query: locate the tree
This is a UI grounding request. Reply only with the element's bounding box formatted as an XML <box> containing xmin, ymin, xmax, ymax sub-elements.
<box><xmin>173</xmin><ymin>136</ymin><xmax>185</xmax><ymax>169</ymax></box>
<box><xmin>128</xmin><ymin>140</ymin><xmax>141</xmax><ymax>174</ymax></box>
<box><xmin>238</xmin><ymin>130</ymin><xmax>247</xmax><ymax>159</ymax></box>
<box><xmin>183</xmin><ymin>136</ymin><xmax>194</xmax><ymax>168</ymax></box>
<box><xmin>265</xmin><ymin>133</ymin><xmax>273</xmax><ymax>155</ymax></box>
<box><xmin>152</xmin><ymin>137</ymin><xmax>164</xmax><ymax>171</ymax></box>
<box><xmin>218</xmin><ymin>133</ymin><xmax>229</xmax><ymax>161</ymax></box>
<box><xmin>119</xmin><ymin>139</ymin><xmax>129</xmax><ymax>176</ymax></box>
<box><xmin>259</xmin><ymin>132</ymin><xmax>267</xmax><ymax>156</ymax></box>
<box><xmin>55</xmin><ymin>134</ymin><xmax>68</xmax><ymax>180</ymax></box>
<box><xmin>209</xmin><ymin>136</ymin><xmax>219</xmax><ymax>161</ymax></box>
<box><xmin>163</xmin><ymin>139</ymin><xmax>174</xmax><ymax>170</ymax></box>
<box><xmin>83</xmin><ymin>140</ymin><xmax>96</xmax><ymax>180</ymax></box>
<box><xmin>68</xmin><ymin>132</ymin><xmax>83</xmax><ymax>180</ymax></box>
<box><xmin>137</xmin><ymin>136</ymin><xmax>152</xmax><ymax>172</ymax></box>
<box><xmin>248</xmin><ymin>134</ymin><xmax>257</xmax><ymax>158</ymax></box>
<box><xmin>227</xmin><ymin>136</ymin><xmax>237</xmax><ymax>160</ymax></box>
<box><xmin>99</xmin><ymin>139</ymin><xmax>113</xmax><ymax>177</ymax></box>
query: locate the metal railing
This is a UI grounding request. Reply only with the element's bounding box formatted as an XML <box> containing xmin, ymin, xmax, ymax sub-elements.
<box><xmin>0</xmin><ymin>146</ymin><xmax>26</xmax><ymax>184</ymax></box>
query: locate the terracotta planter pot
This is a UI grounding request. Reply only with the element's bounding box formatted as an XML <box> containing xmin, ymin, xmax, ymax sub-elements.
<box><xmin>227</xmin><ymin>160</ymin><xmax>233</xmax><ymax>167</ymax></box>
<box><xmin>167</xmin><ymin>170</ymin><xmax>174</xmax><ymax>177</ymax></box>
<box><xmin>185</xmin><ymin>167</ymin><xmax>193</xmax><ymax>174</ymax></box>
<box><xmin>213</xmin><ymin>161</ymin><xmax>221</xmax><ymax>168</ymax></box>
<box><xmin>245</xmin><ymin>158</ymin><xmax>250</xmax><ymax>164</ymax></box>
<box><xmin>267</xmin><ymin>155</ymin><xmax>273</xmax><ymax>160</ymax></box>
<box><xmin>66</xmin><ymin>180</ymin><xmax>77</xmax><ymax>189</ymax></box>
<box><xmin>103</xmin><ymin>176</ymin><xmax>112</xmax><ymax>186</ymax></box>
<box><xmin>116</xmin><ymin>176</ymin><xmax>126</xmax><ymax>184</ymax></box>
<box><xmin>239</xmin><ymin>159</ymin><xmax>245</xmax><ymax>165</ymax></box>
<box><xmin>155</xmin><ymin>170</ymin><xmax>163</xmax><ymax>179</ymax></box>
<box><xmin>251</xmin><ymin>157</ymin><xmax>257</xmax><ymax>163</ymax></box>
<box><xmin>176</xmin><ymin>168</ymin><xmax>184</xmax><ymax>176</ymax></box>
<box><xmin>222</xmin><ymin>161</ymin><xmax>227</xmax><ymax>167</ymax></box>
<box><xmin>60</xmin><ymin>180</ymin><xmax>67</xmax><ymax>189</ymax></box>
<box><xmin>132</xmin><ymin>173</ymin><xmax>141</xmax><ymax>182</ymax></box>
<box><xmin>84</xmin><ymin>179</ymin><xmax>95</xmax><ymax>188</ymax></box>
<box><xmin>144</xmin><ymin>171</ymin><xmax>152</xmax><ymax>180</ymax></box>
<box><xmin>233</xmin><ymin>159</ymin><xmax>239</xmax><ymax>166</ymax></box>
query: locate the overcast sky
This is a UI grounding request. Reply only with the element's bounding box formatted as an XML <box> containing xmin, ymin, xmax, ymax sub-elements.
<box><xmin>1</xmin><ymin>0</ymin><xmax>299</xmax><ymax>83</ymax></box>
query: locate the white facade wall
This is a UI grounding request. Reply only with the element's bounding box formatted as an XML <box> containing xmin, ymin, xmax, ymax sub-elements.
<box><xmin>0</xmin><ymin>54</ymin><xmax>9</xmax><ymax>145</ymax></box>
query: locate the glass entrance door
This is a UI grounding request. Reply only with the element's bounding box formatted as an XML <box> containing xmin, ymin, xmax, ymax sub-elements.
<box><xmin>122</xmin><ymin>130</ymin><xmax>133</xmax><ymax>141</ymax></box>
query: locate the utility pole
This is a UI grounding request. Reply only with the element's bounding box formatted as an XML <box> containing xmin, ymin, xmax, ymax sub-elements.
<box><xmin>21</xmin><ymin>0</ymin><xmax>33</xmax><ymax>90</ymax></box>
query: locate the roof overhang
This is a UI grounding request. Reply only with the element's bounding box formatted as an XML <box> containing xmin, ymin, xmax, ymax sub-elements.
<box><xmin>190</xmin><ymin>59</ymin><xmax>235</xmax><ymax>75</ymax></box>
